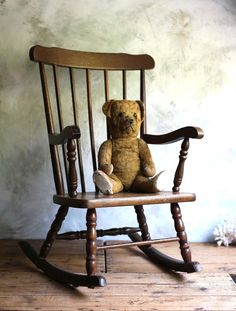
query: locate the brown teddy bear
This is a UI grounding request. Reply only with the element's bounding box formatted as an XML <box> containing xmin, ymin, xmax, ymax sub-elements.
<box><xmin>93</xmin><ymin>99</ymin><xmax>164</xmax><ymax>194</ymax></box>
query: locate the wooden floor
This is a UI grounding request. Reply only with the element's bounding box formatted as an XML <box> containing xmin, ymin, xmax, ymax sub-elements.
<box><xmin>0</xmin><ymin>239</ymin><xmax>236</xmax><ymax>311</ymax></box>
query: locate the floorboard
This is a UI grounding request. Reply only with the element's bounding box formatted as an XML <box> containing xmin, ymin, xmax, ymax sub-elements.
<box><xmin>0</xmin><ymin>240</ymin><xmax>235</xmax><ymax>311</ymax></box>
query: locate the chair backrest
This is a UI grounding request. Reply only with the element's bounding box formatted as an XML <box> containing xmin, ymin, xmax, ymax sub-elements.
<box><xmin>30</xmin><ymin>45</ymin><xmax>155</xmax><ymax>195</ymax></box>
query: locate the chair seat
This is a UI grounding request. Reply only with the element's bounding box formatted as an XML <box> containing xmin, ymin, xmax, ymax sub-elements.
<box><xmin>53</xmin><ymin>191</ymin><xmax>196</xmax><ymax>209</ymax></box>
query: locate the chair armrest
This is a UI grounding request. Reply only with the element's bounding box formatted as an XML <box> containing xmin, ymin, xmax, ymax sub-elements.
<box><xmin>142</xmin><ymin>126</ymin><xmax>204</xmax><ymax>193</ymax></box>
<box><xmin>49</xmin><ymin>125</ymin><xmax>81</xmax><ymax>145</ymax></box>
<box><xmin>142</xmin><ymin>126</ymin><xmax>204</xmax><ymax>144</ymax></box>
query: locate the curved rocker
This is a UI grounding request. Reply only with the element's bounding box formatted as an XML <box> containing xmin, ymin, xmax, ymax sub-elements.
<box><xmin>18</xmin><ymin>241</ymin><xmax>107</xmax><ymax>288</ymax></box>
<box><xmin>128</xmin><ymin>232</ymin><xmax>201</xmax><ymax>273</ymax></box>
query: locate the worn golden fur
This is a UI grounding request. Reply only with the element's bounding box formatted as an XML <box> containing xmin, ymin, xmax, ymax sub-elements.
<box><xmin>93</xmin><ymin>99</ymin><xmax>160</xmax><ymax>194</ymax></box>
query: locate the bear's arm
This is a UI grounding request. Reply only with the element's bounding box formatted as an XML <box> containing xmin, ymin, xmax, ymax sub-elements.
<box><xmin>98</xmin><ymin>139</ymin><xmax>113</xmax><ymax>175</ymax></box>
<box><xmin>138</xmin><ymin>138</ymin><xmax>156</xmax><ymax>177</ymax></box>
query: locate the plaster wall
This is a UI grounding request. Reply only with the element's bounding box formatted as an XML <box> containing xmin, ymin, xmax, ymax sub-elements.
<box><xmin>1</xmin><ymin>0</ymin><xmax>236</xmax><ymax>242</ymax></box>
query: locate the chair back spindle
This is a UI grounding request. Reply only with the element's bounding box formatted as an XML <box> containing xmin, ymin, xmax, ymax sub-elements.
<box><xmin>53</xmin><ymin>65</ymin><xmax>69</xmax><ymax>186</ymax></box>
<box><xmin>104</xmin><ymin>70</ymin><xmax>110</xmax><ymax>139</ymax></box>
<box><xmin>122</xmin><ymin>70</ymin><xmax>127</xmax><ymax>100</ymax></box>
<box><xmin>140</xmin><ymin>69</ymin><xmax>147</xmax><ymax>137</ymax></box>
<box><xmin>86</xmin><ymin>69</ymin><xmax>98</xmax><ymax>173</ymax></box>
<box><xmin>68</xmin><ymin>67</ymin><xmax>86</xmax><ymax>192</ymax></box>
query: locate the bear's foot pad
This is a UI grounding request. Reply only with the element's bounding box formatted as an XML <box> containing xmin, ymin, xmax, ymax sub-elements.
<box><xmin>93</xmin><ymin>171</ymin><xmax>113</xmax><ymax>194</ymax></box>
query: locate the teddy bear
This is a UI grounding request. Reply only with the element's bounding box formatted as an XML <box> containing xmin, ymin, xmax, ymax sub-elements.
<box><xmin>93</xmin><ymin>99</ymin><xmax>164</xmax><ymax>194</ymax></box>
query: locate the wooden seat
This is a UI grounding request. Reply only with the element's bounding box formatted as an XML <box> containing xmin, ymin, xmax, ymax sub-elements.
<box><xmin>19</xmin><ymin>45</ymin><xmax>204</xmax><ymax>288</ymax></box>
<box><xmin>53</xmin><ymin>191</ymin><xmax>196</xmax><ymax>208</ymax></box>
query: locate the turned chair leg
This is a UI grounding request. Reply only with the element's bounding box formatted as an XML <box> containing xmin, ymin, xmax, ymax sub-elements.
<box><xmin>134</xmin><ymin>205</ymin><xmax>151</xmax><ymax>241</ymax></box>
<box><xmin>86</xmin><ymin>208</ymin><xmax>97</xmax><ymax>276</ymax></box>
<box><xmin>40</xmin><ymin>205</ymin><xmax>69</xmax><ymax>258</ymax></box>
<box><xmin>170</xmin><ymin>202</ymin><xmax>192</xmax><ymax>263</ymax></box>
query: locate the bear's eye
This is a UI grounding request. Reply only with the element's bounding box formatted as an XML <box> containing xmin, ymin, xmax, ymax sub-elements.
<box><xmin>118</xmin><ymin>112</ymin><xmax>124</xmax><ymax>118</ymax></box>
<box><xmin>133</xmin><ymin>113</ymin><xmax>137</xmax><ymax>118</ymax></box>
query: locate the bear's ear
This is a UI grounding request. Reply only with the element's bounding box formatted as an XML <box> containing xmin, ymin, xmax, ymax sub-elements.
<box><xmin>136</xmin><ymin>100</ymin><xmax>145</xmax><ymax>121</ymax></box>
<box><xmin>102</xmin><ymin>100</ymin><xmax>114</xmax><ymax>117</ymax></box>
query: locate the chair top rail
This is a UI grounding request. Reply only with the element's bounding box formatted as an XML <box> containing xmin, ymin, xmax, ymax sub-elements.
<box><xmin>29</xmin><ymin>45</ymin><xmax>155</xmax><ymax>70</ymax></box>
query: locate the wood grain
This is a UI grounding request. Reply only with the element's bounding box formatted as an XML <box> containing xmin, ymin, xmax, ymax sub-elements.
<box><xmin>53</xmin><ymin>191</ymin><xmax>196</xmax><ymax>208</ymax></box>
<box><xmin>30</xmin><ymin>45</ymin><xmax>155</xmax><ymax>70</ymax></box>
<box><xmin>0</xmin><ymin>240</ymin><xmax>236</xmax><ymax>310</ymax></box>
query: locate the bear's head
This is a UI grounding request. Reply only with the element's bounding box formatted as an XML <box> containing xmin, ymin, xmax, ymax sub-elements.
<box><xmin>102</xmin><ymin>99</ymin><xmax>144</xmax><ymax>138</ymax></box>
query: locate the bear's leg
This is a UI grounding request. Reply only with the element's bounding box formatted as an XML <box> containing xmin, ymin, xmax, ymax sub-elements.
<box><xmin>93</xmin><ymin>170</ymin><xmax>123</xmax><ymax>194</ymax></box>
<box><xmin>131</xmin><ymin>171</ymin><xmax>165</xmax><ymax>193</ymax></box>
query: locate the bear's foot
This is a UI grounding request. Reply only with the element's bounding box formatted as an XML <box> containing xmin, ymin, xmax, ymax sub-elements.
<box><xmin>151</xmin><ymin>170</ymin><xmax>165</xmax><ymax>192</ymax></box>
<box><xmin>154</xmin><ymin>170</ymin><xmax>172</xmax><ymax>191</ymax></box>
<box><xmin>93</xmin><ymin>170</ymin><xmax>113</xmax><ymax>194</ymax></box>
<box><xmin>131</xmin><ymin>171</ymin><xmax>168</xmax><ymax>193</ymax></box>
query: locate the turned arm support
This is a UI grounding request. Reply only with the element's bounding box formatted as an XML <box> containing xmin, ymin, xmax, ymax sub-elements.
<box><xmin>49</xmin><ymin>125</ymin><xmax>80</xmax><ymax>197</ymax></box>
<box><xmin>172</xmin><ymin>138</ymin><xmax>189</xmax><ymax>192</ymax></box>
<box><xmin>143</xmin><ymin>126</ymin><xmax>204</xmax><ymax>193</ymax></box>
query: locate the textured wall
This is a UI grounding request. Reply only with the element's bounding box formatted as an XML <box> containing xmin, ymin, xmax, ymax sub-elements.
<box><xmin>0</xmin><ymin>0</ymin><xmax>236</xmax><ymax>241</ymax></box>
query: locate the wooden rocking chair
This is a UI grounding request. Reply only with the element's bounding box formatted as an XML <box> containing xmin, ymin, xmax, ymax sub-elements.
<box><xmin>19</xmin><ymin>45</ymin><xmax>204</xmax><ymax>288</ymax></box>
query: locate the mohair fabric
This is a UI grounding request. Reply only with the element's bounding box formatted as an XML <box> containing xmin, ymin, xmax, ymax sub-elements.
<box><xmin>93</xmin><ymin>100</ymin><xmax>160</xmax><ymax>194</ymax></box>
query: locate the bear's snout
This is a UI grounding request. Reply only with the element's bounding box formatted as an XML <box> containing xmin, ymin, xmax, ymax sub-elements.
<box><xmin>126</xmin><ymin>117</ymin><xmax>134</xmax><ymax>125</ymax></box>
<box><xmin>119</xmin><ymin>115</ymin><xmax>135</xmax><ymax>133</ymax></box>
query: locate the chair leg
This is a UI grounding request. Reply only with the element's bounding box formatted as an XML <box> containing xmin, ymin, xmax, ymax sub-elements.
<box><xmin>40</xmin><ymin>205</ymin><xmax>69</xmax><ymax>258</ymax></box>
<box><xmin>134</xmin><ymin>205</ymin><xmax>151</xmax><ymax>241</ymax></box>
<box><xmin>170</xmin><ymin>202</ymin><xmax>191</xmax><ymax>263</ymax></box>
<box><xmin>86</xmin><ymin>208</ymin><xmax>97</xmax><ymax>276</ymax></box>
